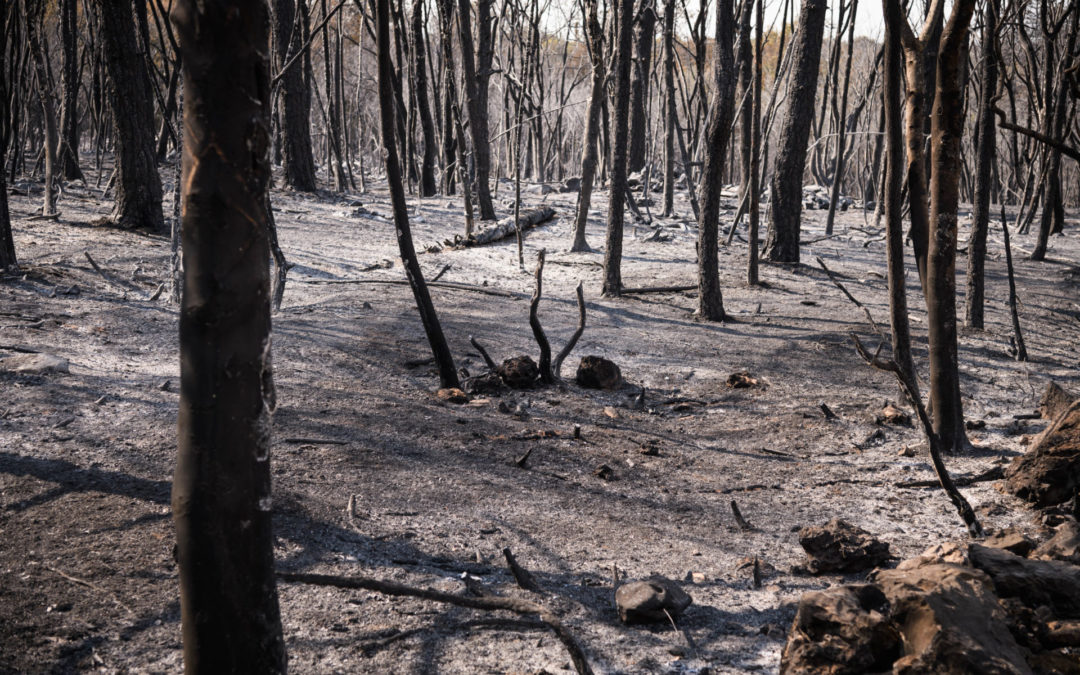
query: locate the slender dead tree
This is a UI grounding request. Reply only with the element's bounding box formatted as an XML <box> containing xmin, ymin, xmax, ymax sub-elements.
<box><xmin>746</xmin><ymin>0</ymin><xmax>762</xmax><ymax>286</ymax></box>
<box><xmin>823</xmin><ymin>0</ymin><xmax>858</xmax><ymax>236</ymax></box>
<box><xmin>695</xmin><ymin>0</ymin><xmax>740</xmax><ymax>320</ymax></box>
<box><xmin>661</xmin><ymin>0</ymin><xmax>676</xmax><ymax>217</ymax></box>
<box><xmin>762</xmin><ymin>0</ymin><xmax>827</xmax><ymax>264</ymax></box>
<box><xmin>628</xmin><ymin>0</ymin><xmax>656</xmax><ymax>174</ymax></box>
<box><xmin>571</xmin><ymin>0</ymin><xmax>604</xmax><ymax>252</ymax></box>
<box><xmin>98</xmin><ymin>0</ymin><xmax>165</xmax><ymax>232</ymax></box>
<box><xmin>601</xmin><ymin>0</ymin><xmax>636</xmax><ymax>296</ymax></box>
<box><xmin>1031</xmin><ymin>3</ymin><xmax>1078</xmax><ymax>261</ymax></box>
<box><xmin>170</xmin><ymin>0</ymin><xmax>287</xmax><ymax>671</ymax></box>
<box><xmin>964</xmin><ymin>0</ymin><xmax>999</xmax><ymax>329</ymax></box>
<box><xmin>926</xmin><ymin>0</ymin><xmax>977</xmax><ymax>453</ymax></box>
<box><xmin>882</xmin><ymin>0</ymin><xmax>916</xmax><ymax>383</ymax></box>
<box><xmin>412</xmin><ymin>0</ymin><xmax>438</xmax><ymax>196</ymax></box>
<box><xmin>380</xmin><ymin>0</ymin><xmax>460</xmax><ymax>389</ymax></box>
<box><xmin>23</xmin><ymin>0</ymin><xmax>58</xmax><ymax>217</ymax></box>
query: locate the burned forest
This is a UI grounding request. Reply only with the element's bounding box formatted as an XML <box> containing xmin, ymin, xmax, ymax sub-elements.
<box><xmin>3</xmin><ymin>0</ymin><xmax>1080</xmax><ymax>672</ymax></box>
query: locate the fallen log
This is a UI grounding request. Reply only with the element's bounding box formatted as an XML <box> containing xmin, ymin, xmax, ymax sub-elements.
<box><xmin>470</xmin><ymin>207</ymin><xmax>556</xmax><ymax>246</ymax></box>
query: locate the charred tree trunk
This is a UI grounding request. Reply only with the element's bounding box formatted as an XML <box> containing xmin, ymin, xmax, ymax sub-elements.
<box><xmin>571</xmin><ymin>0</ymin><xmax>604</xmax><ymax>252</ymax></box>
<box><xmin>762</xmin><ymin>0</ymin><xmax>827</xmax><ymax>264</ymax></box>
<box><xmin>0</xmin><ymin>6</ymin><xmax>14</xmax><ymax>271</ymax></box>
<box><xmin>601</xmin><ymin>0</ymin><xmax>635</xmax><ymax>296</ymax></box>
<box><xmin>882</xmin><ymin>0</ymin><xmax>916</xmax><ymax>383</ymax></box>
<box><xmin>964</xmin><ymin>0</ymin><xmax>998</xmax><ymax>329</ymax></box>
<box><xmin>661</xmin><ymin>0</ymin><xmax>675</xmax><ymax>217</ymax></box>
<box><xmin>380</xmin><ymin>0</ymin><xmax>460</xmax><ymax>389</ymax></box>
<box><xmin>457</xmin><ymin>0</ymin><xmax>496</xmax><ymax>220</ymax></box>
<box><xmin>24</xmin><ymin>0</ymin><xmax>59</xmax><ymax>216</ymax></box>
<box><xmin>899</xmin><ymin>0</ymin><xmax>945</xmax><ymax>292</ymax></box>
<box><xmin>628</xmin><ymin>0</ymin><xmax>656</xmax><ymax>174</ymax></box>
<box><xmin>412</xmin><ymin>0</ymin><xmax>438</xmax><ymax>196</ymax></box>
<box><xmin>276</xmin><ymin>0</ymin><xmax>318</xmax><ymax>191</ymax></box>
<box><xmin>695</xmin><ymin>0</ymin><xmax>739</xmax><ymax>321</ymax></box>
<box><xmin>170</xmin><ymin>1</ymin><xmax>287</xmax><ymax>671</ymax></box>
<box><xmin>57</xmin><ymin>0</ymin><xmax>83</xmax><ymax>181</ymax></box>
<box><xmin>99</xmin><ymin>0</ymin><xmax>165</xmax><ymax>232</ymax></box>
<box><xmin>926</xmin><ymin>0</ymin><xmax>976</xmax><ymax>453</ymax></box>
<box><xmin>746</xmin><ymin>0</ymin><xmax>762</xmax><ymax>286</ymax></box>
<box><xmin>735</xmin><ymin>0</ymin><xmax>752</xmax><ymax>219</ymax></box>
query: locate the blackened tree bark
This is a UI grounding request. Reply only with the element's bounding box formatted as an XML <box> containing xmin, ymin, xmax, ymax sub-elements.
<box><xmin>440</xmin><ymin>23</ymin><xmax>457</xmax><ymax>195</ymax></box>
<box><xmin>695</xmin><ymin>0</ymin><xmax>739</xmax><ymax>321</ymax></box>
<box><xmin>762</xmin><ymin>0</ymin><xmax>827</xmax><ymax>264</ymax></box>
<box><xmin>412</xmin><ymin>0</ymin><xmax>438</xmax><ymax>196</ymax></box>
<box><xmin>0</xmin><ymin>5</ymin><xmax>15</xmax><ymax>271</ymax></box>
<box><xmin>99</xmin><ymin>0</ymin><xmax>165</xmax><ymax>232</ymax></box>
<box><xmin>276</xmin><ymin>0</ymin><xmax>319</xmax><ymax>192</ymax></box>
<box><xmin>170</xmin><ymin>0</ymin><xmax>287</xmax><ymax>671</ymax></box>
<box><xmin>601</xmin><ymin>0</ymin><xmax>635</xmax><ymax>296</ymax></box>
<box><xmin>627</xmin><ymin>0</ymin><xmax>656</xmax><ymax>174</ymax></box>
<box><xmin>380</xmin><ymin>0</ymin><xmax>460</xmax><ymax>389</ymax></box>
<box><xmin>964</xmin><ymin>0</ymin><xmax>999</xmax><ymax>329</ymax></box>
<box><xmin>57</xmin><ymin>0</ymin><xmax>83</xmax><ymax>181</ymax></box>
<box><xmin>927</xmin><ymin>0</ymin><xmax>976</xmax><ymax>453</ymax></box>
<box><xmin>746</xmin><ymin>0</ymin><xmax>762</xmax><ymax>286</ymax></box>
<box><xmin>457</xmin><ymin>0</ymin><xmax>496</xmax><ymax>220</ymax></box>
<box><xmin>661</xmin><ymin>0</ymin><xmax>675</xmax><ymax>217</ymax></box>
<box><xmin>571</xmin><ymin>0</ymin><xmax>604</xmax><ymax>252</ymax></box>
<box><xmin>735</xmin><ymin>0</ymin><xmax>752</xmax><ymax>218</ymax></box>
<box><xmin>24</xmin><ymin>0</ymin><xmax>58</xmax><ymax>216</ymax></box>
<box><xmin>882</xmin><ymin>0</ymin><xmax>916</xmax><ymax>384</ymax></box>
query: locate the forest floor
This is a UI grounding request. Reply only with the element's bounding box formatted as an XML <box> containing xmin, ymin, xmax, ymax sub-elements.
<box><xmin>1</xmin><ymin>164</ymin><xmax>1079</xmax><ymax>674</ymax></box>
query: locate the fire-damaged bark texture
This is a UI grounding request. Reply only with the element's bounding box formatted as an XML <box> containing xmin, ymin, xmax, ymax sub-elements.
<box><xmin>170</xmin><ymin>1</ymin><xmax>287</xmax><ymax>672</ymax></box>
<box><xmin>98</xmin><ymin>0</ymin><xmax>164</xmax><ymax>232</ymax></box>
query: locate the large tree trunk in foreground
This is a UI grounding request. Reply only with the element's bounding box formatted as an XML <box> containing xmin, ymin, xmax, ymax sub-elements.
<box><xmin>601</xmin><ymin>0</ymin><xmax>635</xmax><ymax>296</ymax></box>
<box><xmin>276</xmin><ymin>0</ymin><xmax>319</xmax><ymax>192</ymax></box>
<box><xmin>380</xmin><ymin>0</ymin><xmax>460</xmax><ymax>389</ymax></box>
<box><xmin>926</xmin><ymin>0</ymin><xmax>976</xmax><ymax>453</ymax></box>
<box><xmin>762</xmin><ymin>0</ymin><xmax>827</xmax><ymax>264</ymax></box>
<box><xmin>0</xmin><ymin>6</ymin><xmax>13</xmax><ymax>270</ymax></box>
<box><xmin>964</xmin><ymin>0</ymin><xmax>998</xmax><ymax>329</ymax></box>
<box><xmin>695</xmin><ymin>0</ymin><xmax>739</xmax><ymax>321</ymax></box>
<box><xmin>170</xmin><ymin>1</ymin><xmax>287</xmax><ymax>672</ymax></box>
<box><xmin>99</xmin><ymin>0</ymin><xmax>165</xmax><ymax>232</ymax></box>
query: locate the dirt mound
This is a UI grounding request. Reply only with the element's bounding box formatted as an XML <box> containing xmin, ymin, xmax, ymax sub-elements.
<box><xmin>1006</xmin><ymin>400</ymin><xmax>1080</xmax><ymax>508</ymax></box>
<box><xmin>798</xmin><ymin>519</ymin><xmax>891</xmax><ymax>573</ymax></box>
<box><xmin>782</xmin><ymin>537</ymin><xmax>1080</xmax><ymax>674</ymax></box>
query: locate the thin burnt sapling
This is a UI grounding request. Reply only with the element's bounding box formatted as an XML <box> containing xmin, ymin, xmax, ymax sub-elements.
<box><xmin>470</xmin><ymin>249</ymin><xmax>587</xmax><ymax>389</ymax></box>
